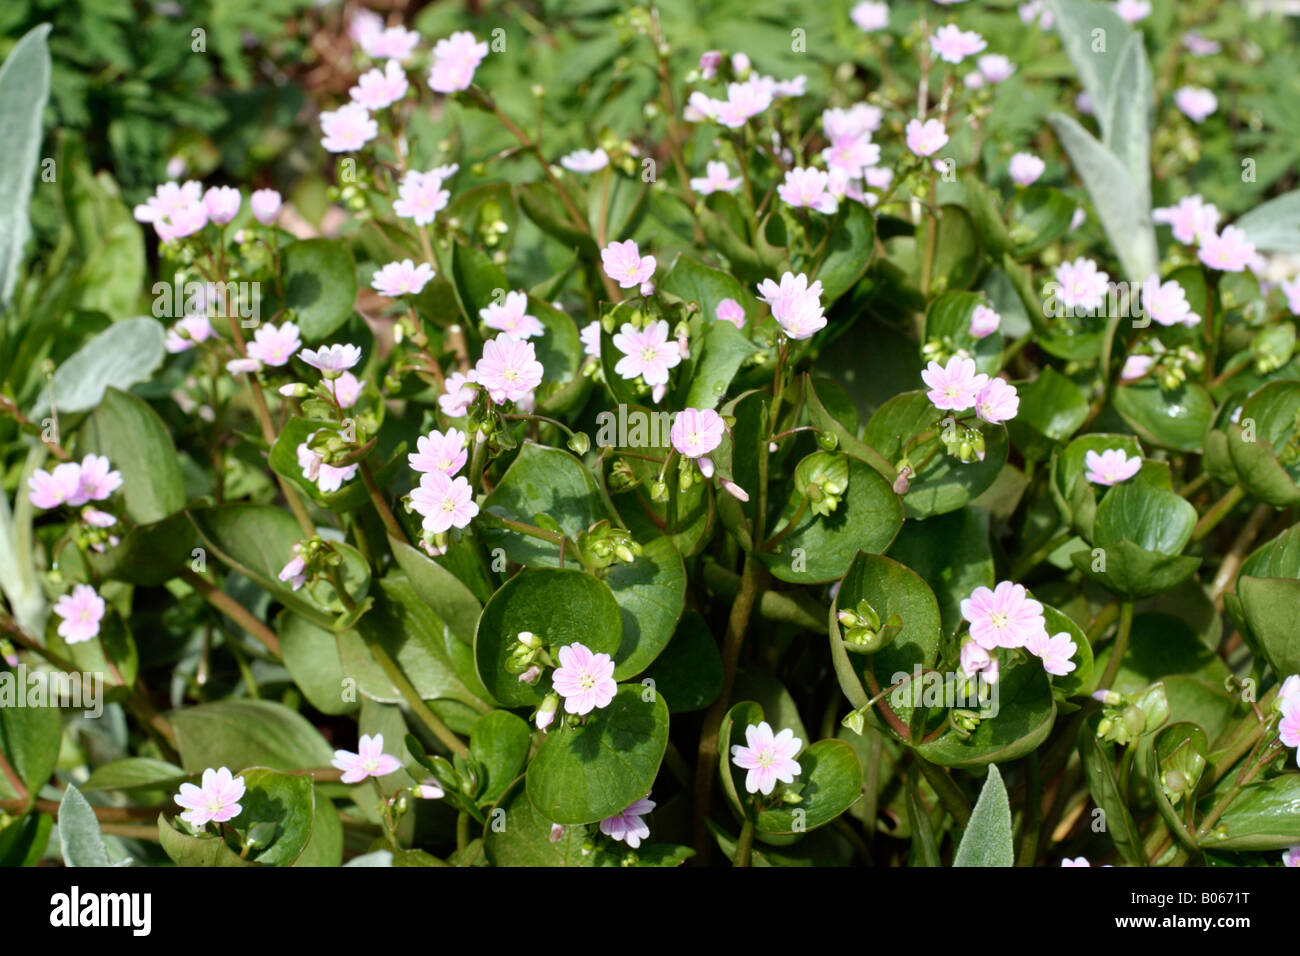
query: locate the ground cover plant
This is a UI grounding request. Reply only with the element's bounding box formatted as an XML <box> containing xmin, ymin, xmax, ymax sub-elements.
<box><xmin>1</xmin><ymin>0</ymin><xmax>1300</xmax><ymax>869</ymax></box>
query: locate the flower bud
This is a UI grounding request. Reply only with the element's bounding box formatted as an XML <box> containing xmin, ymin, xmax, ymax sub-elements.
<box><xmin>536</xmin><ymin>693</ymin><xmax>560</xmax><ymax>731</ymax></box>
<box><xmin>517</xmin><ymin>631</ymin><xmax>542</xmax><ymax>649</ymax></box>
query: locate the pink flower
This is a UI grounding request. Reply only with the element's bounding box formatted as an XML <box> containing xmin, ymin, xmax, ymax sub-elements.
<box><xmin>1120</xmin><ymin>354</ymin><xmax>1155</xmax><ymax>381</ymax></box>
<box><xmin>778</xmin><ymin>167</ymin><xmax>839</xmax><ymax>214</ymax></box>
<box><xmin>698</xmin><ymin>50</ymin><xmax>722</xmax><ymax>78</ymax></box>
<box><xmin>960</xmin><ymin>642</ymin><xmax>999</xmax><ymax>684</ymax></box>
<box><xmin>1054</xmin><ymin>257</ymin><xmax>1110</xmax><ymax>312</ymax></box>
<box><xmin>1076</xmin><ymin>91</ymin><xmax>1094</xmax><ymax>115</ymax></box>
<box><xmin>332</xmin><ymin>734</ymin><xmax>403</xmax><ymax>784</ymax></box>
<box><xmin>29</xmin><ymin>462</ymin><xmax>83</xmax><ymax>510</ymax></box>
<box><xmin>360</xmin><ymin>25</ymin><xmax>418</xmax><ymax>61</ymax></box>
<box><xmin>165</xmin><ymin>315</ymin><xmax>214</xmax><ymax>353</ymax></box>
<box><xmin>975</xmin><ymin>377</ymin><xmax>1019</xmax><ymax>424</ymax></box>
<box><xmin>1281</xmin><ymin>277</ymin><xmax>1300</xmax><ymax>316</ymax></box>
<box><xmin>821</xmin><ymin>135</ymin><xmax>881</xmax><ymax>178</ymax></box>
<box><xmin>670</xmin><ymin>408</ymin><xmax>726</xmax><ymax>477</ymax></box>
<box><xmin>756</xmin><ymin>272</ymin><xmax>826</xmax><ymax>340</ymax></box>
<box><xmin>203</xmin><ymin>186</ymin><xmax>241</xmax><ymax>225</ymax></box>
<box><xmin>74</xmin><ymin>454</ymin><xmax>123</xmax><ymax>505</ymax></box>
<box><xmin>850</xmin><ymin>1</ymin><xmax>889</xmax><ymax>31</ymax></box>
<box><xmin>929</xmin><ymin>25</ymin><xmax>986</xmax><ymax>64</ymax></box>
<box><xmin>1282</xmin><ymin>846</ymin><xmax>1300</xmax><ymax>868</ymax></box>
<box><xmin>1140</xmin><ymin>276</ymin><xmax>1200</xmax><ymax>327</ymax></box>
<box><xmin>297</xmin><ymin>432</ymin><xmax>358</xmax><ymax>493</ymax></box>
<box><xmin>977</xmin><ymin>53</ymin><xmax>1016</xmax><ymax>84</ymax></box>
<box><xmin>1153</xmin><ymin>195</ymin><xmax>1220</xmax><ymax>244</ymax></box>
<box><xmin>1020</xmin><ymin>2</ymin><xmax>1054</xmax><ymax>29</ymax></box>
<box><xmin>713</xmin><ymin>80</ymin><xmax>772</xmax><ymax>128</ymax></box>
<box><xmin>324</xmin><ymin>372</ymin><xmax>364</xmax><ymax>409</ymax></box>
<box><xmin>246</xmin><ymin>321</ymin><xmax>301</xmax><ymax>367</ymax></box>
<box><xmin>174</xmin><ymin>767</ymin><xmax>245</xmax><ymax>827</ymax></box>
<box><xmin>906</xmin><ymin>118</ymin><xmax>948</xmax><ymax>157</ymax></box>
<box><xmin>417</xmin><ymin>781</ymin><xmax>445</xmax><ymax>800</ymax></box>
<box><xmin>580</xmin><ymin>320</ymin><xmax>602</xmax><ymax>359</ymax></box>
<box><xmin>960</xmin><ymin>581</ymin><xmax>1047</xmax><ymax>650</ymax></box>
<box><xmin>551</xmin><ymin>642</ymin><xmax>617</xmax><ymax>715</ymax></box>
<box><xmin>731</xmin><ymin>721</ymin><xmax>802</xmax><ymax>795</ymax></box>
<box><xmin>408</xmin><ymin>427</ymin><xmax>468</xmax><ymax>476</ymax></box>
<box><xmin>1009</xmin><ymin>152</ymin><xmax>1045</xmax><ymax>186</ymax></box>
<box><xmin>559</xmin><ymin>148</ymin><xmax>608</xmax><ymax>173</ymax></box>
<box><xmin>250</xmin><ymin>189</ymin><xmax>282</xmax><ymax>225</ymax></box>
<box><xmin>1084</xmin><ymin>448</ymin><xmax>1142</xmax><ymax>486</ymax></box>
<box><xmin>481</xmin><ymin>291</ymin><xmax>545</xmax><ymax>339</ymax></box>
<box><xmin>227</xmin><ymin>358</ymin><xmax>261</xmax><ymax>375</ymax></box>
<box><xmin>409</xmin><ymin>471</ymin><xmax>479</xmax><ymax>533</ymax></box>
<box><xmin>350</xmin><ymin>59</ymin><xmax>409</xmax><ymax>110</ymax></box>
<box><xmin>278</xmin><ymin>546</ymin><xmax>306</xmax><ymax>590</ymax></box>
<box><xmin>1183</xmin><ymin>32</ymin><xmax>1221</xmax><ymax>56</ymax></box>
<box><xmin>1026</xmin><ymin>630</ymin><xmax>1078</xmax><ymax>676</ymax></box>
<box><xmin>474</xmin><ymin>335</ymin><xmax>544</xmax><ymax>403</ymax></box>
<box><xmin>301</xmin><ymin>343</ymin><xmax>362</xmax><ymax>376</ymax></box>
<box><xmin>922</xmin><ymin>355</ymin><xmax>988</xmax><ymax>412</ymax></box>
<box><xmin>1061</xmin><ymin>857</ymin><xmax>1090</xmax><ymax>867</ymax></box>
<box><xmin>612</xmin><ymin>320</ymin><xmax>682</xmax><ymax>387</ymax></box>
<box><xmin>1278</xmin><ymin>695</ymin><xmax>1300</xmax><ymax>751</ymax></box>
<box><xmin>133</xmin><ymin>180</ymin><xmax>207</xmax><ymax>242</ymax></box>
<box><xmin>601</xmin><ymin>239</ymin><xmax>657</xmax><ymax>290</ymax></box>
<box><xmin>1277</xmin><ymin>675</ymin><xmax>1299</xmax><ymax>709</ymax></box>
<box><xmin>428</xmin><ymin>31</ymin><xmax>489</xmax><ymax>93</ymax></box>
<box><xmin>1175</xmin><ymin>86</ymin><xmax>1217</xmax><ymax>124</ymax></box>
<box><xmin>689</xmin><ymin>161</ymin><xmax>743</xmax><ymax>196</ymax></box>
<box><xmin>372</xmin><ymin>259</ymin><xmax>435</xmax><ymax>297</ymax></box>
<box><xmin>969</xmin><ymin>305</ymin><xmax>1000</xmax><ymax>339</ymax></box>
<box><xmin>721</xmin><ymin>479</ymin><xmax>750</xmax><ymax>502</ymax></box>
<box><xmin>1115</xmin><ymin>0</ymin><xmax>1151</xmax><ymax>23</ymax></box>
<box><xmin>320</xmin><ymin>102</ymin><xmax>378</xmax><ymax>153</ymax></box>
<box><xmin>392</xmin><ymin>168</ymin><xmax>452</xmax><ymax>225</ymax></box>
<box><xmin>52</xmin><ymin>584</ymin><xmax>106</xmax><ymax>644</ymax></box>
<box><xmin>600</xmin><ymin>797</ymin><xmax>655</xmax><ymax>848</ymax></box>
<box><xmin>81</xmin><ymin>507</ymin><xmax>116</xmax><ymax>528</ymax></box>
<box><xmin>823</xmin><ymin>104</ymin><xmax>883</xmax><ymax>140</ymax></box>
<box><xmin>1198</xmin><ymin>226</ymin><xmax>1256</xmax><ymax>273</ymax></box>
<box><xmin>438</xmin><ymin>371</ymin><xmax>478</xmax><ymax>417</ymax></box>
<box><xmin>716</xmin><ymin>298</ymin><xmax>746</xmax><ymax>328</ymax></box>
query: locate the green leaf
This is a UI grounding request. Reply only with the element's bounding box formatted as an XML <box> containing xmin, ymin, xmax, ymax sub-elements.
<box><xmin>1008</xmin><ymin>186</ymin><xmax>1077</xmax><ymax>255</ymax></box>
<box><xmin>675</xmin><ymin>318</ymin><xmax>759</xmax><ymax>410</ymax></box>
<box><xmin>236</xmin><ymin>767</ymin><xmax>317</xmax><ymax>866</ymax></box>
<box><xmin>478</xmin><ymin>443</ymin><xmax>605</xmax><ymax>567</ymax></box>
<box><xmin>1051</xmin><ymin>433</ymin><xmax>1143</xmax><ymax>536</ymax></box>
<box><xmin>888</xmin><ymin>508</ymin><xmax>993</xmax><ymax>638</ymax></box>
<box><xmin>32</xmin><ymin>317</ymin><xmax>167</xmax><ymax>416</ymax></box>
<box><xmin>1079</xmin><ymin>731</ymin><xmax>1144</xmax><ymax>865</ymax></box>
<box><xmin>189</xmin><ymin>504</ymin><xmax>371</xmax><ymax>628</ymax></box>
<box><xmin>90</xmin><ymin>512</ymin><xmax>196</xmax><ymax>586</ymax></box>
<box><xmin>167</xmin><ymin>699</ymin><xmax>334</xmax><ymax>773</ymax></box>
<box><xmin>606</xmin><ymin>535</ymin><xmax>686</xmax><ymax>679</ymax></box>
<box><xmin>641</xmin><ymin>612</ymin><xmax>723</xmax><ymax>713</ymax></box>
<box><xmin>58</xmin><ymin>785</ymin><xmax>112</xmax><ymax>867</ymax></box>
<box><xmin>278</xmin><ymin>239</ymin><xmax>357</xmax><ymax>341</ymax></box>
<box><xmin>1072</xmin><ymin>539</ymin><xmax>1201</xmax><ymax>600</ymax></box>
<box><xmin>157</xmin><ymin>814</ymin><xmax>252</xmax><ymax>867</ymax></box>
<box><xmin>389</xmin><ymin>537</ymin><xmax>482</xmax><ymax>646</ymax></box>
<box><xmin>0</xmin><ymin>703</ymin><xmax>61</xmax><ymax>802</ymax></box>
<box><xmin>1007</xmin><ymin>367</ymin><xmax>1089</xmax><ymax>460</ymax></box>
<box><xmin>80</xmin><ymin>387</ymin><xmax>186</xmax><ymax>523</ymax></box>
<box><xmin>278</xmin><ymin>612</ymin><xmax>357</xmax><ymax>716</ymax></box>
<box><xmin>760</xmin><ymin>456</ymin><xmax>903</xmax><ymax>584</ymax></box>
<box><xmin>526</xmin><ymin>685</ymin><xmax>669</xmax><ymax>825</ymax></box>
<box><xmin>1047</xmin><ymin>112</ymin><xmax>1156</xmax><ymax>280</ymax></box>
<box><xmin>1113</xmin><ymin>381</ymin><xmax>1213</xmax><ymax>453</ymax></box>
<box><xmin>816</xmin><ymin>200</ymin><xmax>876</xmax><ymax>303</ymax></box>
<box><xmin>1211</xmin><ymin>776</ymin><xmax>1300</xmax><ymax>851</ymax></box>
<box><xmin>1093</xmin><ymin>480</ymin><xmax>1197</xmax><ymax>556</ymax></box>
<box><xmin>863</xmin><ymin>390</ymin><xmax>1008</xmax><ymax>517</ymax></box>
<box><xmin>474</xmin><ymin>567</ymin><xmax>622</xmax><ymax>707</ymax></box>
<box><xmin>829</xmin><ymin>552</ymin><xmax>942</xmax><ymax>720</ymax></box>
<box><xmin>484</xmin><ymin>784</ymin><xmax>599</xmax><ymax>867</ymax></box>
<box><xmin>1234</xmin><ymin>189</ymin><xmax>1300</xmax><ymax>253</ymax></box>
<box><xmin>1237</xmin><ymin>577</ymin><xmax>1300</xmax><ymax>677</ymax></box>
<box><xmin>754</xmin><ymin>740</ymin><xmax>863</xmax><ymax>834</ymax></box>
<box><xmin>924</xmin><ymin>292</ymin><xmax>1001</xmax><ymax>374</ymax></box>
<box><xmin>952</xmin><ymin>764</ymin><xmax>1013</xmax><ymax>867</ymax></box>
<box><xmin>468</xmin><ymin>710</ymin><xmax>532</xmax><ymax>807</ymax></box>
<box><xmin>83</xmin><ymin>758</ymin><xmax>188</xmax><ymax>793</ymax></box>
<box><xmin>0</xmin><ymin>25</ymin><xmax>52</xmax><ymax>310</ymax></box>
<box><xmin>0</xmin><ymin>811</ymin><xmax>52</xmax><ymax>867</ymax></box>
<box><xmin>929</xmin><ymin>204</ymin><xmax>981</xmax><ymax>293</ymax></box>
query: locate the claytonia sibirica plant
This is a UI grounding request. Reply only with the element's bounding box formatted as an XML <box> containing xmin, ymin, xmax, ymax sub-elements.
<box><xmin>4</xmin><ymin>0</ymin><xmax>1300</xmax><ymax>877</ymax></box>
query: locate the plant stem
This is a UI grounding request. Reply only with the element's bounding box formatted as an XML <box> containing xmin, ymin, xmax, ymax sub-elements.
<box><xmin>1097</xmin><ymin>601</ymin><xmax>1134</xmax><ymax>690</ymax></box>
<box><xmin>181</xmin><ymin>568</ymin><xmax>281</xmax><ymax>657</ymax></box>
<box><xmin>915</xmin><ymin>757</ymin><xmax>971</xmax><ymax>828</ymax></box>
<box><xmin>362</xmin><ymin>635</ymin><xmax>467</xmax><ymax>757</ymax></box>
<box><xmin>1190</xmin><ymin>484</ymin><xmax>1244</xmax><ymax>542</ymax></box>
<box><xmin>360</xmin><ymin>459</ymin><xmax>407</xmax><ymax>544</ymax></box>
<box><xmin>733</xmin><ymin>819</ymin><xmax>755</xmax><ymax>867</ymax></box>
